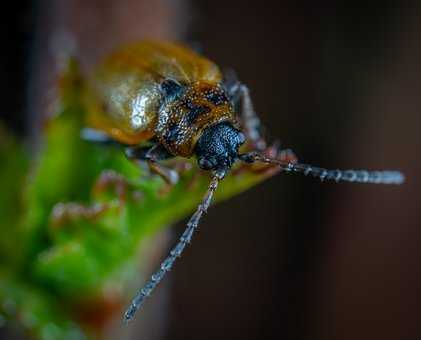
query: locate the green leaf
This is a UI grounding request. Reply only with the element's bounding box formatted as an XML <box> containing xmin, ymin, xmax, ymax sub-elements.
<box><xmin>0</xmin><ymin>59</ymin><xmax>280</xmax><ymax>339</ymax></box>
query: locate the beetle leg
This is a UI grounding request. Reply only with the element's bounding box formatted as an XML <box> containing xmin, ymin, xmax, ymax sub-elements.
<box><xmin>260</xmin><ymin>140</ymin><xmax>297</xmax><ymax>163</ymax></box>
<box><xmin>224</xmin><ymin>76</ymin><xmax>267</xmax><ymax>151</ymax></box>
<box><xmin>145</xmin><ymin>144</ymin><xmax>179</xmax><ymax>185</ymax></box>
<box><xmin>81</xmin><ymin>128</ymin><xmax>124</xmax><ymax>147</ymax></box>
<box><xmin>252</xmin><ymin>143</ymin><xmax>298</xmax><ymax>172</ymax></box>
<box><xmin>277</xmin><ymin>147</ymin><xmax>298</xmax><ymax>164</ymax></box>
<box><xmin>222</xmin><ymin>68</ymin><xmax>241</xmax><ymax>99</ymax></box>
<box><xmin>125</xmin><ymin>144</ymin><xmax>179</xmax><ymax>185</ymax></box>
<box><xmin>147</xmin><ymin>160</ymin><xmax>179</xmax><ymax>185</ymax></box>
<box><xmin>82</xmin><ymin>129</ymin><xmax>179</xmax><ymax>184</ymax></box>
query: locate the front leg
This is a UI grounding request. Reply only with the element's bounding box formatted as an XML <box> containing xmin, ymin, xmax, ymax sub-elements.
<box><xmin>83</xmin><ymin>129</ymin><xmax>180</xmax><ymax>187</ymax></box>
<box><xmin>224</xmin><ymin>72</ymin><xmax>299</xmax><ymax>175</ymax></box>
<box><xmin>125</xmin><ymin>143</ymin><xmax>179</xmax><ymax>185</ymax></box>
<box><xmin>224</xmin><ymin>74</ymin><xmax>267</xmax><ymax>151</ymax></box>
<box><xmin>224</xmin><ymin>73</ymin><xmax>299</xmax><ymax>166</ymax></box>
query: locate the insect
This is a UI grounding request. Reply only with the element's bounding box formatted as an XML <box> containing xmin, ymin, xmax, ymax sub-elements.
<box><xmin>76</xmin><ymin>41</ymin><xmax>404</xmax><ymax>323</ymax></box>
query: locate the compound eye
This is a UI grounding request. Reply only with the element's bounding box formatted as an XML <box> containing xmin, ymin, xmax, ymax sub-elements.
<box><xmin>198</xmin><ymin>157</ymin><xmax>215</xmax><ymax>170</ymax></box>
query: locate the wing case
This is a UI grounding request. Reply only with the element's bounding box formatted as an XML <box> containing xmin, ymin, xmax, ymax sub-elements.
<box><xmin>84</xmin><ymin>41</ymin><xmax>223</xmax><ymax>145</ymax></box>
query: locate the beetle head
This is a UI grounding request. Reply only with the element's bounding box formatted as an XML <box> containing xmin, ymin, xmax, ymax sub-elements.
<box><xmin>195</xmin><ymin>122</ymin><xmax>246</xmax><ymax>177</ymax></box>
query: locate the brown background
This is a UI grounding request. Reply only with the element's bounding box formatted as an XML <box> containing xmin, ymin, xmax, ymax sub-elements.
<box><xmin>0</xmin><ymin>1</ymin><xmax>419</xmax><ymax>339</ymax></box>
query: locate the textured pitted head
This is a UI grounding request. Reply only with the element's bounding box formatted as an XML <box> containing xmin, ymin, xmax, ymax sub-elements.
<box><xmin>195</xmin><ymin>122</ymin><xmax>246</xmax><ymax>173</ymax></box>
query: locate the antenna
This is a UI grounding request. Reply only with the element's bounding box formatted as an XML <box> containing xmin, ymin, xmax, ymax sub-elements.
<box><xmin>239</xmin><ymin>152</ymin><xmax>405</xmax><ymax>185</ymax></box>
<box><xmin>123</xmin><ymin>175</ymin><xmax>221</xmax><ymax>323</ymax></box>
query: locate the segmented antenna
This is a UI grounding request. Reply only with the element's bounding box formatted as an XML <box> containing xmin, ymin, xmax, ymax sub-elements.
<box><xmin>240</xmin><ymin>152</ymin><xmax>405</xmax><ymax>185</ymax></box>
<box><xmin>123</xmin><ymin>175</ymin><xmax>220</xmax><ymax>323</ymax></box>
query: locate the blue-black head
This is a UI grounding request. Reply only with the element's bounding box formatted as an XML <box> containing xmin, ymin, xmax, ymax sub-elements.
<box><xmin>195</xmin><ymin>122</ymin><xmax>246</xmax><ymax>177</ymax></box>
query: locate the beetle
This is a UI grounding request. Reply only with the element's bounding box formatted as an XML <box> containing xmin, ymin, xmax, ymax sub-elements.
<box><xmin>74</xmin><ymin>41</ymin><xmax>404</xmax><ymax>323</ymax></box>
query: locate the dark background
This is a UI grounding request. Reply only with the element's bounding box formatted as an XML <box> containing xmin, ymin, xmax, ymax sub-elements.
<box><xmin>0</xmin><ymin>1</ymin><xmax>419</xmax><ymax>339</ymax></box>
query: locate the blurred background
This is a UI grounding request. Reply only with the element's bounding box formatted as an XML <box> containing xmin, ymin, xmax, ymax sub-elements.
<box><xmin>0</xmin><ymin>1</ymin><xmax>419</xmax><ymax>339</ymax></box>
